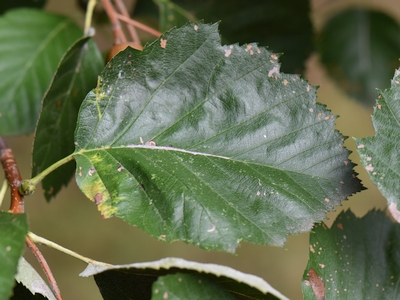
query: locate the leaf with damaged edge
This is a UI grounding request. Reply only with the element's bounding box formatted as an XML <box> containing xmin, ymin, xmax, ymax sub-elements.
<box><xmin>0</xmin><ymin>8</ymin><xmax>82</xmax><ymax>135</ymax></box>
<box><xmin>0</xmin><ymin>212</ymin><xmax>28</xmax><ymax>300</ymax></box>
<box><xmin>73</xmin><ymin>22</ymin><xmax>362</xmax><ymax>252</ymax></box>
<box><xmin>355</xmin><ymin>68</ymin><xmax>400</xmax><ymax>221</ymax></box>
<box><xmin>302</xmin><ymin>210</ymin><xmax>400</xmax><ymax>299</ymax></box>
<box><xmin>80</xmin><ymin>257</ymin><xmax>289</xmax><ymax>300</ymax></box>
<box><xmin>32</xmin><ymin>37</ymin><xmax>104</xmax><ymax>201</ymax></box>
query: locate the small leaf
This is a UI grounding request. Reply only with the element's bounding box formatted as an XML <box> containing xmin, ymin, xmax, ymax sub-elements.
<box><xmin>80</xmin><ymin>257</ymin><xmax>289</xmax><ymax>300</ymax></box>
<box><xmin>74</xmin><ymin>22</ymin><xmax>362</xmax><ymax>252</ymax></box>
<box><xmin>32</xmin><ymin>37</ymin><xmax>104</xmax><ymax>200</ymax></box>
<box><xmin>0</xmin><ymin>8</ymin><xmax>82</xmax><ymax>135</ymax></box>
<box><xmin>0</xmin><ymin>212</ymin><xmax>28</xmax><ymax>300</ymax></box>
<box><xmin>13</xmin><ymin>257</ymin><xmax>56</xmax><ymax>300</ymax></box>
<box><xmin>152</xmin><ymin>273</ymin><xmax>235</xmax><ymax>300</ymax></box>
<box><xmin>302</xmin><ymin>210</ymin><xmax>400</xmax><ymax>299</ymax></box>
<box><xmin>318</xmin><ymin>8</ymin><xmax>400</xmax><ymax>105</ymax></box>
<box><xmin>355</xmin><ymin>68</ymin><xmax>400</xmax><ymax>219</ymax></box>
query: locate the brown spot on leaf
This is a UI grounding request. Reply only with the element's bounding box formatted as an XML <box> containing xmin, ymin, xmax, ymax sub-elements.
<box><xmin>337</xmin><ymin>223</ymin><xmax>344</xmax><ymax>230</ymax></box>
<box><xmin>94</xmin><ymin>193</ymin><xmax>103</xmax><ymax>205</ymax></box>
<box><xmin>160</xmin><ymin>39</ymin><xmax>167</xmax><ymax>49</ymax></box>
<box><xmin>310</xmin><ymin>244</ymin><xmax>315</xmax><ymax>253</ymax></box>
<box><xmin>308</xmin><ymin>268</ymin><xmax>325</xmax><ymax>300</ymax></box>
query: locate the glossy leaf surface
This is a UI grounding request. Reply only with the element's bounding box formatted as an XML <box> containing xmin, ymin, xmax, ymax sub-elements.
<box><xmin>74</xmin><ymin>22</ymin><xmax>362</xmax><ymax>252</ymax></box>
<box><xmin>80</xmin><ymin>257</ymin><xmax>288</xmax><ymax>300</ymax></box>
<box><xmin>355</xmin><ymin>68</ymin><xmax>400</xmax><ymax>221</ymax></box>
<box><xmin>0</xmin><ymin>212</ymin><xmax>28</xmax><ymax>300</ymax></box>
<box><xmin>32</xmin><ymin>37</ymin><xmax>104</xmax><ymax>200</ymax></box>
<box><xmin>302</xmin><ymin>210</ymin><xmax>400</xmax><ymax>299</ymax></box>
<box><xmin>318</xmin><ymin>8</ymin><xmax>400</xmax><ymax>105</ymax></box>
<box><xmin>0</xmin><ymin>8</ymin><xmax>82</xmax><ymax>135</ymax></box>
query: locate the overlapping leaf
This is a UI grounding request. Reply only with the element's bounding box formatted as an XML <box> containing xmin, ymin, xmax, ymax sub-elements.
<box><xmin>318</xmin><ymin>8</ymin><xmax>400</xmax><ymax>105</ymax></box>
<box><xmin>73</xmin><ymin>22</ymin><xmax>362</xmax><ymax>252</ymax></box>
<box><xmin>32</xmin><ymin>37</ymin><xmax>104</xmax><ymax>200</ymax></box>
<box><xmin>355</xmin><ymin>68</ymin><xmax>400</xmax><ymax>221</ymax></box>
<box><xmin>302</xmin><ymin>210</ymin><xmax>400</xmax><ymax>299</ymax></box>
<box><xmin>0</xmin><ymin>212</ymin><xmax>28</xmax><ymax>300</ymax></box>
<box><xmin>80</xmin><ymin>257</ymin><xmax>289</xmax><ymax>299</ymax></box>
<box><xmin>0</xmin><ymin>8</ymin><xmax>82</xmax><ymax>135</ymax></box>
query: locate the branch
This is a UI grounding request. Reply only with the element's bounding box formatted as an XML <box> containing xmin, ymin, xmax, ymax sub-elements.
<box><xmin>0</xmin><ymin>136</ymin><xmax>24</xmax><ymax>213</ymax></box>
<box><xmin>26</xmin><ymin>236</ymin><xmax>63</xmax><ymax>300</ymax></box>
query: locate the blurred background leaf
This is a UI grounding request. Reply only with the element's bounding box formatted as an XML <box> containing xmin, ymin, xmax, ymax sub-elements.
<box><xmin>0</xmin><ymin>0</ymin><xmax>46</xmax><ymax>15</ymax></box>
<box><xmin>133</xmin><ymin>0</ymin><xmax>313</xmax><ymax>73</ymax></box>
<box><xmin>302</xmin><ymin>210</ymin><xmax>400</xmax><ymax>299</ymax></box>
<box><xmin>317</xmin><ymin>8</ymin><xmax>400</xmax><ymax>106</ymax></box>
<box><xmin>0</xmin><ymin>8</ymin><xmax>82</xmax><ymax>135</ymax></box>
<box><xmin>81</xmin><ymin>257</ymin><xmax>288</xmax><ymax>300</ymax></box>
<box><xmin>32</xmin><ymin>37</ymin><xmax>104</xmax><ymax>201</ymax></box>
<box><xmin>356</xmin><ymin>68</ymin><xmax>400</xmax><ymax>218</ymax></box>
<box><xmin>0</xmin><ymin>212</ymin><xmax>28</xmax><ymax>300</ymax></box>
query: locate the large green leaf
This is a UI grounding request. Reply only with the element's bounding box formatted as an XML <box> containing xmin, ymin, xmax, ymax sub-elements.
<box><xmin>317</xmin><ymin>8</ymin><xmax>400</xmax><ymax>105</ymax></box>
<box><xmin>74</xmin><ymin>22</ymin><xmax>362</xmax><ymax>252</ymax></box>
<box><xmin>0</xmin><ymin>212</ymin><xmax>28</xmax><ymax>300</ymax></box>
<box><xmin>0</xmin><ymin>8</ymin><xmax>82</xmax><ymax>136</ymax></box>
<box><xmin>355</xmin><ymin>68</ymin><xmax>400</xmax><ymax>221</ymax></box>
<box><xmin>32</xmin><ymin>37</ymin><xmax>104</xmax><ymax>201</ymax></box>
<box><xmin>80</xmin><ymin>257</ymin><xmax>288</xmax><ymax>299</ymax></box>
<box><xmin>302</xmin><ymin>210</ymin><xmax>400</xmax><ymax>299</ymax></box>
<box><xmin>0</xmin><ymin>0</ymin><xmax>46</xmax><ymax>15</ymax></box>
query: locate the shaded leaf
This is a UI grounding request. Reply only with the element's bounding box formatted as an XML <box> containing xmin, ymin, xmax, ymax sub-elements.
<box><xmin>302</xmin><ymin>210</ymin><xmax>400</xmax><ymax>299</ymax></box>
<box><xmin>74</xmin><ymin>22</ymin><xmax>362</xmax><ymax>252</ymax></box>
<box><xmin>12</xmin><ymin>257</ymin><xmax>55</xmax><ymax>300</ymax></box>
<box><xmin>80</xmin><ymin>257</ymin><xmax>289</xmax><ymax>300</ymax></box>
<box><xmin>0</xmin><ymin>8</ymin><xmax>83</xmax><ymax>135</ymax></box>
<box><xmin>0</xmin><ymin>0</ymin><xmax>46</xmax><ymax>15</ymax></box>
<box><xmin>317</xmin><ymin>8</ymin><xmax>400</xmax><ymax>105</ymax></box>
<box><xmin>32</xmin><ymin>37</ymin><xmax>104</xmax><ymax>201</ymax></box>
<box><xmin>355</xmin><ymin>68</ymin><xmax>400</xmax><ymax>220</ymax></box>
<box><xmin>0</xmin><ymin>212</ymin><xmax>28</xmax><ymax>300</ymax></box>
<box><xmin>145</xmin><ymin>0</ymin><xmax>313</xmax><ymax>73</ymax></box>
<box><xmin>152</xmin><ymin>273</ymin><xmax>236</xmax><ymax>299</ymax></box>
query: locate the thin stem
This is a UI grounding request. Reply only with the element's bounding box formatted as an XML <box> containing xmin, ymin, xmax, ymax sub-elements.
<box><xmin>0</xmin><ymin>136</ymin><xmax>24</xmax><ymax>213</ymax></box>
<box><xmin>115</xmin><ymin>12</ymin><xmax>162</xmax><ymax>37</ymax></box>
<box><xmin>0</xmin><ymin>180</ymin><xmax>8</xmax><ymax>208</ymax></box>
<box><xmin>114</xmin><ymin>0</ymin><xmax>141</xmax><ymax>45</ymax></box>
<box><xmin>102</xmin><ymin>0</ymin><xmax>127</xmax><ymax>44</ymax></box>
<box><xmin>28</xmin><ymin>232</ymin><xmax>111</xmax><ymax>267</ymax></box>
<box><xmin>26</xmin><ymin>236</ymin><xmax>63</xmax><ymax>300</ymax></box>
<box><xmin>84</xmin><ymin>0</ymin><xmax>98</xmax><ymax>36</ymax></box>
<box><xmin>28</xmin><ymin>153</ymin><xmax>75</xmax><ymax>187</ymax></box>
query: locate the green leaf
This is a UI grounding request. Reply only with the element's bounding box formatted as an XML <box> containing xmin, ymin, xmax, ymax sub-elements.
<box><xmin>74</xmin><ymin>22</ymin><xmax>362</xmax><ymax>252</ymax></box>
<box><xmin>0</xmin><ymin>8</ymin><xmax>83</xmax><ymax>136</ymax></box>
<box><xmin>148</xmin><ymin>0</ymin><xmax>313</xmax><ymax>73</ymax></box>
<box><xmin>355</xmin><ymin>68</ymin><xmax>400</xmax><ymax>221</ymax></box>
<box><xmin>151</xmin><ymin>273</ymin><xmax>235</xmax><ymax>300</ymax></box>
<box><xmin>32</xmin><ymin>37</ymin><xmax>104</xmax><ymax>201</ymax></box>
<box><xmin>80</xmin><ymin>257</ymin><xmax>289</xmax><ymax>300</ymax></box>
<box><xmin>13</xmin><ymin>257</ymin><xmax>55</xmax><ymax>300</ymax></box>
<box><xmin>317</xmin><ymin>8</ymin><xmax>400</xmax><ymax>105</ymax></box>
<box><xmin>0</xmin><ymin>212</ymin><xmax>28</xmax><ymax>300</ymax></box>
<box><xmin>302</xmin><ymin>210</ymin><xmax>400</xmax><ymax>299</ymax></box>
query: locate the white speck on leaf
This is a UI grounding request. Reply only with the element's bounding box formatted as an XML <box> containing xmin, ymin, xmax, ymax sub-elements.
<box><xmin>118</xmin><ymin>70</ymin><xmax>124</xmax><ymax>78</ymax></box>
<box><xmin>88</xmin><ymin>167</ymin><xmax>96</xmax><ymax>176</ymax></box>
<box><xmin>224</xmin><ymin>49</ymin><xmax>232</xmax><ymax>57</ymax></box>
<box><xmin>365</xmin><ymin>164</ymin><xmax>374</xmax><ymax>172</ymax></box>
<box><xmin>160</xmin><ymin>39</ymin><xmax>167</xmax><ymax>49</ymax></box>
<box><xmin>117</xmin><ymin>165</ymin><xmax>124</xmax><ymax>172</ymax></box>
<box><xmin>309</xmin><ymin>108</ymin><xmax>314</xmax><ymax>112</ymax></box>
<box><xmin>194</xmin><ymin>25</ymin><xmax>198</xmax><ymax>31</ymax></box>
<box><xmin>366</xmin><ymin>157</ymin><xmax>372</xmax><ymax>161</ymax></box>
<box><xmin>268</xmin><ymin>66</ymin><xmax>279</xmax><ymax>77</ymax></box>
<box><xmin>357</xmin><ymin>144</ymin><xmax>365</xmax><ymax>149</ymax></box>
<box><xmin>163</xmin><ymin>291</ymin><xmax>168</xmax><ymax>299</ymax></box>
<box><xmin>6</xmin><ymin>246</ymin><xmax>11</xmax><ymax>251</ymax></box>
<box><xmin>207</xmin><ymin>224</ymin><xmax>216</xmax><ymax>232</ymax></box>
<box><xmin>271</xmin><ymin>53</ymin><xmax>278</xmax><ymax>60</ymax></box>
<box><xmin>388</xmin><ymin>202</ymin><xmax>400</xmax><ymax>223</ymax></box>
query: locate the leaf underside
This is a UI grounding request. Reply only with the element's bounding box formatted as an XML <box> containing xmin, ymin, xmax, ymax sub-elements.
<box><xmin>74</xmin><ymin>22</ymin><xmax>362</xmax><ymax>252</ymax></box>
<box><xmin>302</xmin><ymin>210</ymin><xmax>400</xmax><ymax>299</ymax></box>
<box><xmin>0</xmin><ymin>212</ymin><xmax>28</xmax><ymax>300</ymax></box>
<box><xmin>80</xmin><ymin>257</ymin><xmax>288</xmax><ymax>300</ymax></box>
<box><xmin>355</xmin><ymin>68</ymin><xmax>400</xmax><ymax>220</ymax></box>
<box><xmin>32</xmin><ymin>37</ymin><xmax>104</xmax><ymax>201</ymax></box>
<box><xmin>0</xmin><ymin>8</ymin><xmax>82</xmax><ymax>135</ymax></box>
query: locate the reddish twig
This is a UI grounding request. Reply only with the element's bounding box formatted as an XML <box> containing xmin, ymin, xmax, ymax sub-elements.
<box><xmin>0</xmin><ymin>136</ymin><xmax>24</xmax><ymax>213</ymax></box>
<box><xmin>114</xmin><ymin>0</ymin><xmax>141</xmax><ymax>45</ymax></box>
<box><xmin>102</xmin><ymin>0</ymin><xmax>127</xmax><ymax>44</ymax></box>
<box><xmin>26</xmin><ymin>236</ymin><xmax>63</xmax><ymax>300</ymax></box>
<box><xmin>115</xmin><ymin>12</ymin><xmax>162</xmax><ymax>37</ymax></box>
